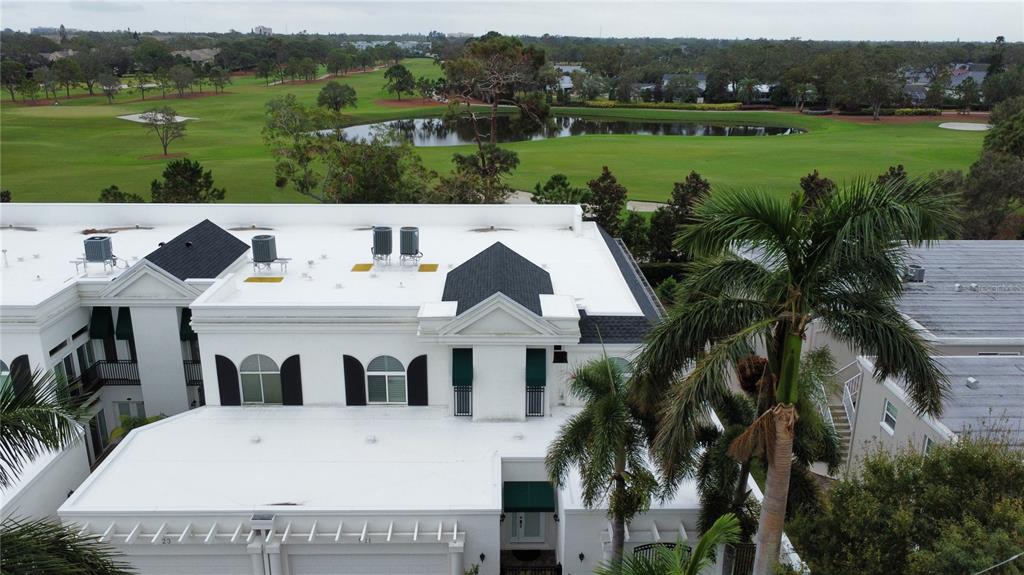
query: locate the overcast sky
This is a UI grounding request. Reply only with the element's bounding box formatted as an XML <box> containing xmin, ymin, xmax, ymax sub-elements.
<box><xmin>1</xmin><ymin>1</ymin><xmax>1020</xmax><ymax>41</ymax></box>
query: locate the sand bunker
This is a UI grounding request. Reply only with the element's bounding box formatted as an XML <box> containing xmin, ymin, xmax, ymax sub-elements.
<box><xmin>938</xmin><ymin>122</ymin><xmax>990</xmax><ymax>131</ymax></box>
<box><xmin>118</xmin><ymin>113</ymin><xmax>197</xmax><ymax>124</ymax></box>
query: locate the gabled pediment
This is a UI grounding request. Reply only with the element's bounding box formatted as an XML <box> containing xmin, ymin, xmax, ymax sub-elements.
<box><xmin>439</xmin><ymin>293</ymin><xmax>559</xmax><ymax>338</ymax></box>
<box><xmin>97</xmin><ymin>260</ymin><xmax>203</xmax><ymax>302</ymax></box>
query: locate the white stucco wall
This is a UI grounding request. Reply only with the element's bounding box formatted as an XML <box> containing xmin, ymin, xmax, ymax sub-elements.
<box><xmin>131</xmin><ymin>306</ymin><xmax>190</xmax><ymax>417</ymax></box>
<box><xmin>474</xmin><ymin>345</ymin><xmax>528</xmax><ymax>421</ymax></box>
<box><xmin>1</xmin><ymin>440</ymin><xmax>90</xmax><ymax>520</ymax></box>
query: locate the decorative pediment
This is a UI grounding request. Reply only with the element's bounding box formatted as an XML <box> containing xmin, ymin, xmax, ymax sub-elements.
<box><xmin>95</xmin><ymin>260</ymin><xmax>203</xmax><ymax>304</ymax></box>
<box><xmin>434</xmin><ymin>293</ymin><xmax>562</xmax><ymax>339</ymax></box>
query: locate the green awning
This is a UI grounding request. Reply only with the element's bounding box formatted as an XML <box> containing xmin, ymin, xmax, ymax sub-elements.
<box><xmin>115</xmin><ymin>308</ymin><xmax>134</xmax><ymax>340</ymax></box>
<box><xmin>88</xmin><ymin>307</ymin><xmax>114</xmax><ymax>339</ymax></box>
<box><xmin>526</xmin><ymin>348</ymin><xmax>546</xmax><ymax>387</ymax></box>
<box><xmin>179</xmin><ymin>308</ymin><xmax>198</xmax><ymax>341</ymax></box>
<box><xmin>452</xmin><ymin>348</ymin><xmax>473</xmax><ymax>387</ymax></box>
<box><xmin>503</xmin><ymin>481</ymin><xmax>556</xmax><ymax>512</ymax></box>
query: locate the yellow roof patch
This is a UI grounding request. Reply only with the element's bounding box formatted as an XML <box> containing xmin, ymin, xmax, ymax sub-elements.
<box><xmin>351</xmin><ymin>263</ymin><xmax>374</xmax><ymax>272</ymax></box>
<box><xmin>244</xmin><ymin>276</ymin><xmax>284</xmax><ymax>283</ymax></box>
<box><xmin>418</xmin><ymin>263</ymin><xmax>439</xmax><ymax>272</ymax></box>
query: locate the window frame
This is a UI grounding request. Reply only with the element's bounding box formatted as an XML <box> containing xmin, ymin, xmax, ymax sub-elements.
<box><xmin>923</xmin><ymin>435</ymin><xmax>934</xmax><ymax>455</ymax></box>
<box><xmin>239</xmin><ymin>354</ymin><xmax>283</xmax><ymax>405</ymax></box>
<box><xmin>881</xmin><ymin>399</ymin><xmax>898</xmax><ymax>435</ymax></box>
<box><xmin>366</xmin><ymin>355</ymin><xmax>407</xmax><ymax>405</ymax></box>
<box><xmin>0</xmin><ymin>360</ymin><xmax>9</xmax><ymax>388</ymax></box>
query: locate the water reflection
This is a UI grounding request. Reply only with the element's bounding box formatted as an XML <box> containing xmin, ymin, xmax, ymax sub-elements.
<box><xmin>337</xmin><ymin>115</ymin><xmax>803</xmax><ymax>147</ymax></box>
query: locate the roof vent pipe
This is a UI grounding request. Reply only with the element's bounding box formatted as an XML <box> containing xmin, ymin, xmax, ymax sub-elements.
<box><xmin>966</xmin><ymin>376</ymin><xmax>980</xmax><ymax>390</ymax></box>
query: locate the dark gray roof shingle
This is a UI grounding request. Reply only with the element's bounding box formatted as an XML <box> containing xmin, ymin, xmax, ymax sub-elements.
<box><xmin>442</xmin><ymin>242</ymin><xmax>553</xmax><ymax>315</ymax></box>
<box><xmin>145</xmin><ymin>219</ymin><xmax>250</xmax><ymax>281</ymax></box>
<box><xmin>578</xmin><ymin>228</ymin><xmax>666</xmax><ymax>344</ymax></box>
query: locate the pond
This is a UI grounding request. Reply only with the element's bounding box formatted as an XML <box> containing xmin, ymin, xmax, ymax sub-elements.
<box><xmin>336</xmin><ymin>115</ymin><xmax>804</xmax><ymax>147</ymax></box>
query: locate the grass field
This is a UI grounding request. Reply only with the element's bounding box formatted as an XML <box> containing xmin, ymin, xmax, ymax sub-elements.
<box><xmin>0</xmin><ymin>58</ymin><xmax>985</xmax><ymax>203</ymax></box>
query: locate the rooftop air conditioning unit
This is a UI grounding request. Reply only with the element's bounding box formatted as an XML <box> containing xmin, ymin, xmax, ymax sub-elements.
<box><xmin>906</xmin><ymin>264</ymin><xmax>925</xmax><ymax>282</ymax></box>
<box><xmin>84</xmin><ymin>236</ymin><xmax>113</xmax><ymax>262</ymax></box>
<box><xmin>399</xmin><ymin>226</ymin><xmax>422</xmax><ymax>264</ymax></box>
<box><xmin>372</xmin><ymin>226</ymin><xmax>392</xmax><ymax>262</ymax></box>
<box><xmin>252</xmin><ymin>235</ymin><xmax>277</xmax><ymax>263</ymax></box>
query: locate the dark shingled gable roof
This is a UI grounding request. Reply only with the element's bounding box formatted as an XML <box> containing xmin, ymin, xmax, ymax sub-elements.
<box><xmin>145</xmin><ymin>219</ymin><xmax>250</xmax><ymax>281</ymax></box>
<box><xmin>442</xmin><ymin>242</ymin><xmax>553</xmax><ymax>315</ymax></box>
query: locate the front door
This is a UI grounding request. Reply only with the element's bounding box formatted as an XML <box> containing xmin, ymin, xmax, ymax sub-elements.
<box><xmin>512</xmin><ymin>512</ymin><xmax>545</xmax><ymax>543</ymax></box>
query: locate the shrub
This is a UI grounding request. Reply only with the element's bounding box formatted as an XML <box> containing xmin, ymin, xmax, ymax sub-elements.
<box><xmin>895</xmin><ymin>108</ymin><xmax>942</xmax><ymax>116</ymax></box>
<box><xmin>582</xmin><ymin>100</ymin><xmax>743</xmax><ymax>111</ymax></box>
<box><xmin>639</xmin><ymin>262</ymin><xmax>688</xmax><ymax>286</ymax></box>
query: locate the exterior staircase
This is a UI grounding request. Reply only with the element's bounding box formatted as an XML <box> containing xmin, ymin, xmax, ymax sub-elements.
<box><xmin>829</xmin><ymin>401</ymin><xmax>852</xmax><ymax>463</ymax></box>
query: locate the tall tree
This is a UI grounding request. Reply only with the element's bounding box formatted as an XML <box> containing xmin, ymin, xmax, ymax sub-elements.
<box><xmin>150</xmin><ymin>158</ymin><xmax>225</xmax><ymax>203</ymax></box>
<box><xmin>632</xmin><ymin>177</ymin><xmax>959</xmax><ymax>574</ymax></box>
<box><xmin>141</xmin><ymin>107</ymin><xmax>186</xmax><ymax>156</ymax></box>
<box><xmin>1</xmin><ymin>60</ymin><xmax>26</xmax><ymax>101</ymax></box>
<box><xmin>53</xmin><ymin>58</ymin><xmax>81</xmax><ymax>98</ymax></box>
<box><xmin>383</xmin><ymin>64</ymin><xmax>415</xmax><ymax>100</ymax></box>
<box><xmin>98</xmin><ymin>184</ymin><xmax>145</xmax><ymax>203</ymax></box>
<box><xmin>317</xmin><ymin>81</ymin><xmax>357</xmax><ymax>113</ymax></box>
<box><xmin>168</xmin><ymin>64</ymin><xmax>194</xmax><ymax>98</ymax></box>
<box><xmin>546</xmin><ymin>355</ymin><xmax>658</xmax><ymax>566</ymax></box>
<box><xmin>531</xmin><ymin>173</ymin><xmax>591</xmax><ymax>205</ymax></box>
<box><xmin>585</xmin><ymin>166</ymin><xmax>628</xmax><ymax>235</ymax></box>
<box><xmin>97</xmin><ymin>72</ymin><xmax>119</xmax><ymax>103</ymax></box>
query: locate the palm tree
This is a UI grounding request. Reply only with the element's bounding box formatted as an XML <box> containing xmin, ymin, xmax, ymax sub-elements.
<box><xmin>0</xmin><ymin>371</ymin><xmax>132</xmax><ymax>574</ymax></box>
<box><xmin>594</xmin><ymin>513</ymin><xmax>741</xmax><ymax>575</ymax></box>
<box><xmin>1</xmin><ymin>369</ymin><xmax>85</xmax><ymax>488</ymax></box>
<box><xmin>633</xmin><ymin>178</ymin><xmax>958</xmax><ymax>574</ymax></box>
<box><xmin>546</xmin><ymin>355</ymin><xmax>659</xmax><ymax>565</ymax></box>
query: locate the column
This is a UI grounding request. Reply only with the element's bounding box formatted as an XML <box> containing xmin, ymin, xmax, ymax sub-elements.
<box><xmin>131</xmin><ymin>306</ymin><xmax>189</xmax><ymax>416</ymax></box>
<box><xmin>448</xmin><ymin>541</ymin><xmax>465</xmax><ymax>575</ymax></box>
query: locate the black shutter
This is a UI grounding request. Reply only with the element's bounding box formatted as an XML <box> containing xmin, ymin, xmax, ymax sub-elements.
<box><xmin>343</xmin><ymin>355</ymin><xmax>366</xmax><ymax>406</ymax></box>
<box><xmin>9</xmin><ymin>355</ymin><xmax>32</xmax><ymax>397</ymax></box>
<box><xmin>103</xmin><ymin>337</ymin><xmax>118</xmax><ymax>361</ymax></box>
<box><xmin>215</xmin><ymin>355</ymin><xmax>241</xmax><ymax>406</ymax></box>
<box><xmin>407</xmin><ymin>355</ymin><xmax>428</xmax><ymax>406</ymax></box>
<box><xmin>281</xmin><ymin>355</ymin><xmax>304</xmax><ymax>406</ymax></box>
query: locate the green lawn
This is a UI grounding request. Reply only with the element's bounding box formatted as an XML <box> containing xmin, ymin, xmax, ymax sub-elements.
<box><xmin>0</xmin><ymin>58</ymin><xmax>984</xmax><ymax>203</ymax></box>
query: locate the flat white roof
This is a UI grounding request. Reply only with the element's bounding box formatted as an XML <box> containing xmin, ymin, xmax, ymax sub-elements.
<box><xmin>60</xmin><ymin>407</ymin><xmax>699</xmax><ymax>515</ymax></box>
<box><xmin>1</xmin><ymin>204</ymin><xmax>642</xmax><ymax>316</ymax></box>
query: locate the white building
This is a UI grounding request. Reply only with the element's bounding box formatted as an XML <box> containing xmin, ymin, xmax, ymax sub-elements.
<box><xmin>809</xmin><ymin>241</ymin><xmax>1024</xmax><ymax>469</ymax></box>
<box><xmin>253</xmin><ymin>26</ymin><xmax>273</xmax><ymax>36</ymax></box>
<box><xmin>2</xmin><ymin>203</ymin><xmax>740</xmax><ymax>575</ymax></box>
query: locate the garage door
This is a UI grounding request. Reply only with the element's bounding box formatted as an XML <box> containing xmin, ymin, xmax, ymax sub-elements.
<box><xmin>290</xmin><ymin>553</ymin><xmax>449</xmax><ymax>575</ymax></box>
<box><xmin>128</xmin><ymin>553</ymin><xmax>252</xmax><ymax>575</ymax></box>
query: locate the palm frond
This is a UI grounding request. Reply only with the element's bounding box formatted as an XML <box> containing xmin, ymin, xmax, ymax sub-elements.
<box><xmin>0</xmin><ymin>516</ymin><xmax>134</xmax><ymax>574</ymax></box>
<box><xmin>0</xmin><ymin>371</ymin><xmax>87</xmax><ymax>489</ymax></box>
<box><xmin>816</xmin><ymin>294</ymin><xmax>948</xmax><ymax>415</ymax></box>
<box><xmin>683</xmin><ymin>513</ymin><xmax>741</xmax><ymax>575</ymax></box>
<box><xmin>675</xmin><ymin>189</ymin><xmax>799</xmax><ymax>264</ymax></box>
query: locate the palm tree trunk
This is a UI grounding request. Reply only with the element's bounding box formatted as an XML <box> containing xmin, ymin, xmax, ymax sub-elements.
<box><xmin>611</xmin><ymin>474</ymin><xmax>626</xmax><ymax>565</ymax></box>
<box><xmin>730</xmin><ymin>457</ymin><xmax>752</xmax><ymax>510</ymax></box>
<box><xmin>752</xmin><ymin>404</ymin><xmax>796</xmax><ymax>575</ymax></box>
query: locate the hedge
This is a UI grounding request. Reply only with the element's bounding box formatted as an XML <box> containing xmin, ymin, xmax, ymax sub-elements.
<box><xmin>583</xmin><ymin>100</ymin><xmax>743</xmax><ymax>111</ymax></box>
<box><xmin>639</xmin><ymin>262</ymin><xmax>689</xmax><ymax>286</ymax></box>
<box><xmin>894</xmin><ymin>108</ymin><xmax>942</xmax><ymax>116</ymax></box>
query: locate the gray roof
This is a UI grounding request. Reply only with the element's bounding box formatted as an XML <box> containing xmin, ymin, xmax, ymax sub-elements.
<box><xmin>898</xmin><ymin>241</ymin><xmax>1024</xmax><ymax>340</ymax></box>
<box><xmin>924</xmin><ymin>356</ymin><xmax>1024</xmax><ymax>448</ymax></box>
<box><xmin>145</xmin><ymin>219</ymin><xmax>250</xmax><ymax>281</ymax></box>
<box><xmin>442</xmin><ymin>242</ymin><xmax>553</xmax><ymax>315</ymax></box>
<box><xmin>578</xmin><ymin>228</ymin><xmax>664</xmax><ymax>344</ymax></box>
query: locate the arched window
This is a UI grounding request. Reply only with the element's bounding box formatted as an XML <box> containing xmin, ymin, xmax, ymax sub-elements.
<box><xmin>609</xmin><ymin>357</ymin><xmax>632</xmax><ymax>379</ymax></box>
<box><xmin>0</xmin><ymin>360</ymin><xmax>9</xmax><ymax>387</ymax></box>
<box><xmin>366</xmin><ymin>355</ymin><xmax>406</xmax><ymax>404</ymax></box>
<box><xmin>239</xmin><ymin>354</ymin><xmax>282</xmax><ymax>404</ymax></box>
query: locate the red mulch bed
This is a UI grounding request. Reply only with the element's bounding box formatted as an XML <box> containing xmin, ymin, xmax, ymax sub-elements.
<box><xmin>138</xmin><ymin>152</ymin><xmax>189</xmax><ymax>160</ymax></box>
<box><xmin>374</xmin><ymin>98</ymin><xmax>445</xmax><ymax>108</ymax></box>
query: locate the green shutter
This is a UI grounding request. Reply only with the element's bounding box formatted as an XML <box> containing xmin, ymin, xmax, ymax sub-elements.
<box><xmin>115</xmin><ymin>308</ymin><xmax>134</xmax><ymax>340</ymax></box>
<box><xmin>88</xmin><ymin>307</ymin><xmax>115</xmax><ymax>339</ymax></box>
<box><xmin>452</xmin><ymin>348</ymin><xmax>473</xmax><ymax>387</ymax></box>
<box><xmin>179</xmin><ymin>308</ymin><xmax>198</xmax><ymax>341</ymax></box>
<box><xmin>503</xmin><ymin>481</ymin><xmax>556</xmax><ymax>512</ymax></box>
<box><xmin>526</xmin><ymin>348</ymin><xmax>546</xmax><ymax>387</ymax></box>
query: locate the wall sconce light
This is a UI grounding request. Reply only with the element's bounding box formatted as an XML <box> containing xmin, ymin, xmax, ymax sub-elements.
<box><xmin>479</xmin><ymin>553</ymin><xmax>486</xmax><ymax>563</ymax></box>
<box><xmin>578</xmin><ymin>553</ymin><xmax>585</xmax><ymax>562</ymax></box>
<box><xmin>499</xmin><ymin>513</ymin><xmax>506</xmax><ymax>523</ymax></box>
<box><xmin>553</xmin><ymin>513</ymin><xmax>560</xmax><ymax>523</ymax></box>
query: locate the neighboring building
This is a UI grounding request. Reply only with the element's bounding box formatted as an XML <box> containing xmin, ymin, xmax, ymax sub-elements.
<box><xmin>40</xmin><ymin>49</ymin><xmax>77</xmax><ymax>62</ymax></box>
<box><xmin>661</xmin><ymin>73</ymin><xmax>707</xmax><ymax>93</ymax></box>
<box><xmin>3</xmin><ymin>203</ymin><xmax>758</xmax><ymax>575</ymax></box>
<box><xmin>949</xmin><ymin>62</ymin><xmax>989</xmax><ymax>89</ymax></box>
<box><xmin>171</xmin><ymin>48</ymin><xmax>221</xmax><ymax>64</ymax></box>
<box><xmin>253</xmin><ymin>25</ymin><xmax>273</xmax><ymax>36</ymax></box>
<box><xmin>808</xmin><ymin>241</ymin><xmax>1024</xmax><ymax>469</ymax></box>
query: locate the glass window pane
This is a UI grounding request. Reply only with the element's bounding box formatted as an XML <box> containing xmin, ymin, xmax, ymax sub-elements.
<box><xmin>117</xmin><ymin>402</ymin><xmax>132</xmax><ymax>419</ymax></box>
<box><xmin>240</xmin><ymin>355</ymin><xmax>261</xmax><ymax>372</ymax></box>
<box><xmin>388</xmin><ymin>375</ymin><xmax>406</xmax><ymax>403</ymax></box>
<box><xmin>257</xmin><ymin>355</ymin><xmax>278</xmax><ymax>372</ymax></box>
<box><xmin>523</xmin><ymin>512</ymin><xmax>542</xmax><ymax>538</ymax></box>
<box><xmin>368</xmin><ymin>356</ymin><xmax>403</xmax><ymax>373</ymax></box>
<box><xmin>241</xmin><ymin>374</ymin><xmax>263</xmax><ymax>403</ymax></box>
<box><xmin>262</xmin><ymin>373</ymin><xmax>282</xmax><ymax>404</ymax></box>
<box><xmin>367</xmin><ymin>375</ymin><xmax>388</xmax><ymax>403</ymax></box>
